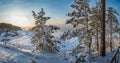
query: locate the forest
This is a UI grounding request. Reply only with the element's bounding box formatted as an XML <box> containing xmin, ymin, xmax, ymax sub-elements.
<box><xmin>0</xmin><ymin>0</ymin><xmax>120</xmax><ymax>63</ymax></box>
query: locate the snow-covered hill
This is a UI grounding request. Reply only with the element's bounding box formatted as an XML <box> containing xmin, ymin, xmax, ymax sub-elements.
<box><xmin>0</xmin><ymin>30</ymin><xmax>34</xmax><ymax>50</ymax></box>
<box><xmin>0</xmin><ymin>44</ymin><xmax>69</xmax><ymax>63</ymax></box>
<box><xmin>0</xmin><ymin>30</ymin><xmax>119</xmax><ymax>63</ymax></box>
<box><xmin>0</xmin><ymin>30</ymin><xmax>70</xmax><ymax>63</ymax></box>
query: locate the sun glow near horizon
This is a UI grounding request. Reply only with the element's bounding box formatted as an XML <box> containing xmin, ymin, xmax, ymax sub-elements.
<box><xmin>2</xmin><ymin>9</ymin><xmax>66</xmax><ymax>29</ymax></box>
<box><xmin>4</xmin><ymin>10</ymin><xmax>35</xmax><ymax>28</ymax></box>
<box><xmin>9</xmin><ymin>16</ymin><xmax>29</xmax><ymax>26</ymax></box>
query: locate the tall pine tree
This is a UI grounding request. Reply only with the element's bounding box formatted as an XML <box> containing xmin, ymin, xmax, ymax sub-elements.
<box><xmin>106</xmin><ymin>7</ymin><xmax>119</xmax><ymax>52</ymax></box>
<box><xmin>31</xmin><ymin>8</ymin><xmax>60</xmax><ymax>53</ymax></box>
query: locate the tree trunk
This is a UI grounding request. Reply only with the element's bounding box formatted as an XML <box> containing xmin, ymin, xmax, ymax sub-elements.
<box><xmin>88</xmin><ymin>34</ymin><xmax>92</xmax><ymax>62</ymax></box>
<box><xmin>110</xmin><ymin>20</ymin><xmax>112</xmax><ymax>52</ymax></box>
<box><xmin>100</xmin><ymin>0</ymin><xmax>106</xmax><ymax>56</ymax></box>
<box><xmin>96</xmin><ymin>21</ymin><xmax>99</xmax><ymax>55</ymax></box>
<box><xmin>89</xmin><ymin>34</ymin><xmax>92</xmax><ymax>54</ymax></box>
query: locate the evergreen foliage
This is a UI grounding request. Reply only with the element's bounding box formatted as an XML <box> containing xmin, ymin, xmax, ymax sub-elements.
<box><xmin>31</xmin><ymin>8</ymin><xmax>60</xmax><ymax>53</ymax></box>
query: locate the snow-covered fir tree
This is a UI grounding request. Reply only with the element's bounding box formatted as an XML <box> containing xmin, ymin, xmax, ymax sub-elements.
<box><xmin>90</xmin><ymin>2</ymin><xmax>101</xmax><ymax>54</ymax></box>
<box><xmin>106</xmin><ymin>7</ymin><xmax>119</xmax><ymax>52</ymax></box>
<box><xmin>31</xmin><ymin>8</ymin><xmax>60</xmax><ymax>53</ymax></box>
<box><xmin>67</xmin><ymin>0</ymin><xmax>93</xmax><ymax>52</ymax></box>
<box><xmin>60</xmin><ymin>0</ymin><xmax>96</xmax><ymax>63</ymax></box>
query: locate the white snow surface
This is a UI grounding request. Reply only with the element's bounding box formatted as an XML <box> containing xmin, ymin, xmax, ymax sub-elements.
<box><xmin>0</xmin><ymin>30</ymin><xmax>70</xmax><ymax>63</ymax></box>
<box><xmin>59</xmin><ymin>37</ymin><xmax>79</xmax><ymax>51</ymax></box>
<box><xmin>0</xmin><ymin>30</ymin><xmax>120</xmax><ymax>63</ymax></box>
<box><xmin>0</xmin><ymin>45</ymin><xmax>69</xmax><ymax>63</ymax></box>
<box><xmin>52</xmin><ymin>32</ymin><xmax>79</xmax><ymax>51</ymax></box>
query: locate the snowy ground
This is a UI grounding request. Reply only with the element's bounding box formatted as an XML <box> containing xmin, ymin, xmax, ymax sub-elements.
<box><xmin>0</xmin><ymin>44</ymin><xmax>69</xmax><ymax>63</ymax></box>
<box><xmin>0</xmin><ymin>30</ymin><xmax>120</xmax><ymax>63</ymax></box>
<box><xmin>0</xmin><ymin>30</ymin><xmax>69</xmax><ymax>63</ymax></box>
<box><xmin>52</xmin><ymin>32</ymin><xmax>79</xmax><ymax>51</ymax></box>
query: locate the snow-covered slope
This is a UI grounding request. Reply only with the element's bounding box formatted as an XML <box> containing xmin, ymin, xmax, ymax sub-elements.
<box><xmin>0</xmin><ymin>45</ymin><xmax>69</xmax><ymax>63</ymax></box>
<box><xmin>59</xmin><ymin>37</ymin><xmax>79</xmax><ymax>51</ymax></box>
<box><xmin>0</xmin><ymin>30</ymin><xmax>34</xmax><ymax>50</ymax></box>
<box><xmin>1</xmin><ymin>30</ymin><xmax>119</xmax><ymax>63</ymax></box>
<box><xmin>0</xmin><ymin>30</ymin><xmax>69</xmax><ymax>63</ymax></box>
<box><xmin>52</xmin><ymin>32</ymin><xmax>79</xmax><ymax>51</ymax></box>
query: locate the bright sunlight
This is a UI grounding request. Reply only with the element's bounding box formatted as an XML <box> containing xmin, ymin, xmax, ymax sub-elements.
<box><xmin>9</xmin><ymin>16</ymin><xmax>29</xmax><ymax>26</ymax></box>
<box><xmin>7</xmin><ymin>10</ymin><xmax>33</xmax><ymax>27</ymax></box>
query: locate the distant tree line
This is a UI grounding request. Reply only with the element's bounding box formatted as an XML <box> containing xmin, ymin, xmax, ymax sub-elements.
<box><xmin>0</xmin><ymin>23</ymin><xmax>22</xmax><ymax>33</ymax></box>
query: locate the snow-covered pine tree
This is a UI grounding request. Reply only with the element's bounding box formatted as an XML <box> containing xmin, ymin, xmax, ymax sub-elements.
<box><xmin>61</xmin><ymin>0</ymin><xmax>96</xmax><ymax>62</ymax></box>
<box><xmin>67</xmin><ymin>0</ymin><xmax>92</xmax><ymax>52</ymax></box>
<box><xmin>90</xmin><ymin>2</ymin><xmax>101</xmax><ymax>54</ymax></box>
<box><xmin>31</xmin><ymin>8</ymin><xmax>60</xmax><ymax>53</ymax></box>
<box><xmin>106</xmin><ymin>7</ymin><xmax>119</xmax><ymax>52</ymax></box>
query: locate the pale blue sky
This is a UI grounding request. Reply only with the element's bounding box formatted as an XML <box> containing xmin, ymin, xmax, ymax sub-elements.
<box><xmin>0</xmin><ymin>0</ymin><xmax>119</xmax><ymax>27</ymax></box>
